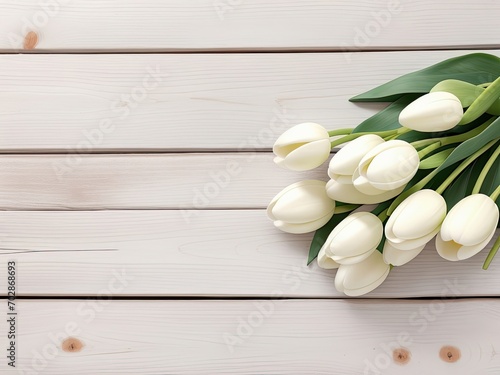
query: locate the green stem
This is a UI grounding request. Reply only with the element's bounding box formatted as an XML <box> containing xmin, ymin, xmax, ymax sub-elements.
<box><xmin>410</xmin><ymin>118</ymin><xmax>494</xmax><ymax>149</ymax></box>
<box><xmin>490</xmin><ymin>185</ymin><xmax>500</xmax><ymax>202</ymax></box>
<box><xmin>334</xmin><ymin>204</ymin><xmax>359</xmax><ymax>214</ymax></box>
<box><xmin>330</xmin><ymin>129</ymin><xmax>398</xmax><ymax>148</ymax></box>
<box><xmin>377</xmin><ymin>208</ymin><xmax>389</xmax><ymax>223</ymax></box>
<box><xmin>483</xmin><ymin>235</ymin><xmax>500</xmax><ymax>270</ymax></box>
<box><xmin>472</xmin><ymin>143</ymin><xmax>500</xmax><ymax>194</ymax></box>
<box><xmin>417</xmin><ymin>141</ymin><xmax>442</xmax><ymax>159</ymax></box>
<box><xmin>328</xmin><ymin>128</ymin><xmax>353</xmax><ymax>137</ymax></box>
<box><xmin>411</xmin><ymin>138</ymin><xmax>440</xmax><ymax>149</ymax></box>
<box><xmin>384</xmin><ymin>134</ymin><xmax>399</xmax><ymax>141</ymax></box>
<box><xmin>435</xmin><ymin>139</ymin><xmax>498</xmax><ymax>195</ymax></box>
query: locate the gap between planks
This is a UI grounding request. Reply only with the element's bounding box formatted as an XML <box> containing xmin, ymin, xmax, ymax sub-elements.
<box><xmin>1</xmin><ymin>0</ymin><xmax>500</xmax><ymax>52</ymax></box>
<box><xmin>0</xmin><ymin>299</ymin><xmax>499</xmax><ymax>374</ymax></box>
<box><xmin>0</xmin><ymin>209</ymin><xmax>497</xmax><ymax>298</ymax></box>
<box><xmin>0</xmin><ymin>50</ymin><xmax>498</xmax><ymax>152</ymax></box>
<box><xmin>2</xmin><ymin>45</ymin><xmax>500</xmax><ymax>54</ymax></box>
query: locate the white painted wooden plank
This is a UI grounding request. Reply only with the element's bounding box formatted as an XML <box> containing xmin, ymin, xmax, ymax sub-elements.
<box><xmin>0</xmin><ymin>1</ymin><xmax>499</xmax><ymax>51</ymax></box>
<box><xmin>0</xmin><ymin>153</ymin><xmax>327</xmax><ymax>209</ymax></box>
<box><xmin>0</xmin><ymin>50</ymin><xmax>498</xmax><ymax>152</ymax></box>
<box><xmin>1</xmin><ymin>299</ymin><xmax>499</xmax><ymax>374</ymax></box>
<box><xmin>0</xmin><ymin>210</ymin><xmax>497</xmax><ymax>298</ymax></box>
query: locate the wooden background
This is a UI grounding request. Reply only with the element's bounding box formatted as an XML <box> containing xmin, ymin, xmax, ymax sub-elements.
<box><xmin>0</xmin><ymin>1</ymin><xmax>499</xmax><ymax>374</ymax></box>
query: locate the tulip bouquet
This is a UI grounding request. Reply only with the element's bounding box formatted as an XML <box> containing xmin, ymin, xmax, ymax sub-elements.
<box><xmin>267</xmin><ymin>53</ymin><xmax>500</xmax><ymax>296</ymax></box>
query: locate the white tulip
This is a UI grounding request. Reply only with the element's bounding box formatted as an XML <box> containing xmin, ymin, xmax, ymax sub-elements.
<box><xmin>353</xmin><ymin>140</ymin><xmax>419</xmax><ymax>194</ymax></box>
<box><xmin>317</xmin><ymin>246</ymin><xmax>340</xmax><ymax>269</ymax></box>
<box><xmin>273</xmin><ymin>122</ymin><xmax>331</xmax><ymax>171</ymax></box>
<box><xmin>323</xmin><ymin>212</ymin><xmax>383</xmax><ymax>265</ymax></box>
<box><xmin>383</xmin><ymin>241</ymin><xmax>425</xmax><ymax>266</ymax></box>
<box><xmin>335</xmin><ymin>251</ymin><xmax>390</xmax><ymax>296</ymax></box>
<box><xmin>267</xmin><ymin>180</ymin><xmax>335</xmax><ymax>234</ymax></box>
<box><xmin>326</xmin><ymin>134</ymin><xmax>403</xmax><ymax>204</ymax></box>
<box><xmin>385</xmin><ymin>190</ymin><xmax>447</xmax><ymax>250</ymax></box>
<box><xmin>436</xmin><ymin>194</ymin><xmax>499</xmax><ymax>261</ymax></box>
<box><xmin>326</xmin><ymin>176</ymin><xmax>404</xmax><ymax>204</ymax></box>
<box><xmin>399</xmin><ymin>92</ymin><xmax>463</xmax><ymax>132</ymax></box>
<box><xmin>328</xmin><ymin>134</ymin><xmax>385</xmax><ymax>179</ymax></box>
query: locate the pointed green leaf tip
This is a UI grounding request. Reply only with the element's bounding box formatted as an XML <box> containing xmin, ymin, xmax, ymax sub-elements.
<box><xmin>350</xmin><ymin>53</ymin><xmax>500</xmax><ymax>102</ymax></box>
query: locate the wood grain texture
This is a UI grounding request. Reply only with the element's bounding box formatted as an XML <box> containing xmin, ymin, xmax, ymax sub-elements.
<box><xmin>2</xmin><ymin>299</ymin><xmax>500</xmax><ymax>374</ymax></box>
<box><xmin>0</xmin><ymin>153</ymin><xmax>327</xmax><ymax>209</ymax></box>
<box><xmin>0</xmin><ymin>50</ymin><xmax>498</xmax><ymax>152</ymax></box>
<box><xmin>0</xmin><ymin>210</ymin><xmax>497</xmax><ymax>297</ymax></box>
<box><xmin>0</xmin><ymin>0</ymin><xmax>499</xmax><ymax>52</ymax></box>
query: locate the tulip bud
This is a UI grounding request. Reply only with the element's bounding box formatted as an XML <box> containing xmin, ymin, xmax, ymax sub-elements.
<box><xmin>335</xmin><ymin>251</ymin><xmax>390</xmax><ymax>296</ymax></box>
<box><xmin>273</xmin><ymin>123</ymin><xmax>331</xmax><ymax>171</ymax></box>
<box><xmin>383</xmin><ymin>241</ymin><xmax>425</xmax><ymax>266</ymax></box>
<box><xmin>399</xmin><ymin>92</ymin><xmax>463</xmax><ymax>132</ymax></box>
<box><xmin>353</xmin><ymin>140</ymin><xmax>419</xmax><ymax>194</ymax></box>
<box><xmin>267</xmin><ymin>180</ymin><xmax>335</xmax><ymax>234</ymax></box>
<box><xmin>385</xmin><ymin>190</ymin><xmax>446</xmax><ymax>250</ymax></box>
<box><xmin>328</xmin><ymin>134</ymin><xmax>385</xmax><ymax>179</ymax></box>
<box><xmin>323</xmin><ymin>212</ymin><xmax>383</xmax><ymax>265</ymax></box>
<box><xmin>326</xmin><ymin>177</ymin><xmax>404</xmax><ymax>204</ymax></box>
<box><xmin>317</xmin><ymin>246</ymin><xmax>340</xmax><ymax>269</ymax></box>
<box><xmin>436</xmin><ymin>194</ymin><xmax>499</xmax><ymax>261</ymax></box>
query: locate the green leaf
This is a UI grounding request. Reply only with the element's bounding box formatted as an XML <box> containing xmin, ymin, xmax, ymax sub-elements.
<box><xmin>431</xmin><ymin>79</ymin><xmax>481</xmax><ymax>106</ymax></box>
<box><xmin>352</xmin><ymin>94</ymin><xmax>419</xmax><ymax>133</ymax></box>
<box><xmin>432</xmin><ymin>116</ymin><xmax>500</xmax><ymax>176</ymax></box>
<box><xmin>430</xmin><ymin>79</ymin><xmax>500</xmax><ymax>115</ymax></box>
<box><xmin>442</xmin><ymin>160</ymin><xmax>481</xmax><ymax>209</ymax></box>
<box><xmin>307</xmin><ymin>212</ymin><xmax>349</xmax><ymax>265</ymax></box>
<box><xmin>460</xmin><ymin>77</ymin><xmax>500</xmax><ymax>124</ymax></box>
<box><xmin>350</xmin><ymin>53</ymin><xmax>500</xmax><ymax>102</ymax></box>
<box><xmin>419</xmin><ymin>148</ymin><xmax>454</xmax><ymax>169</ymax></box>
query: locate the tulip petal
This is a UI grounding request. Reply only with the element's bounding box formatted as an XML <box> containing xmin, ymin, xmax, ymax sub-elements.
<box><xmin>327</xmin><ymin>212</ymin><xmax>383</xmax><ymax>257</ymax></box>
<box><xmin>328</xmin><ymin>134</ymin><xmax>384</xmax><ymax>176</ymax></box>
<box><xmin>399</xmin><ymin>92</ymin><xmax>463</xmax><ymax>132</ymax></box>
<box><xmin>383</xmin><ymin>241</ymin><xmax>425</xmax><ymax>266</ymax></box>
<box><xmin>358</xmin><ymin>140</ymin><xmax>419</xmax><ymax>191</ymax></box>
<box><xmin>352</xmin><ymin>169</ymin><xmax>390</xmax><ymax>196</ymax></box>
<box><xmin>317</xmin><ymin>247</ymin><xmax>340</xmax><ymax>269</ymax></box>
<box><xmin>326</xmin><ymin>178</ymin><xmax>404</xmax><ymax>204</ymax></box>
<box><xmin>387</xmin><ymin>190</ymin><xmax>446</xmax><ymax>241</ymax></box>
<box><xmin>343</xmin><ymin>268</ymin><xmax>390</xmax><ymax>297</ymax></box>
<box><xmin>334</xmin><ymin>265</ymin><xmax>348</xmax><ymax>294</ymax></box>
<box><xmin>366</xmin><ymin>148</ymin><xmax>419</xmax><ymax>190</ymax></box>
<box><xmin>270</xmin><ymin>180</ymin><xmax>335</xmax><ymax>224</ymax></box>
<box><xmin>457</xmin><ymin>232</ymin><xmax>496</xmax><ymax>260</ymax></box>
<box><xmin>267</xmin><ymin>180</ymin><xmax>314</xmax><ymax>220</ymax></box>
<box><xmin>274</xmin><ymin>211</ymin><xmax>334</xmax><ymax>234</ymax></box>
<box><xmin>273</xmin><ymin>156</ymin><xmax>286</xmax><ymax>169</ymax></box>
<box><xmin>331</xmin><ymin>247</ymin><xmax>376</xmax><ymax>265</ymax></box>
<box><xmin>436</xmin><ymin>228</ymin><xmax>497</xmax><ymax>261</ymax></box>
<box><xmin>440</xmin><ymin>194</ymin><xmax>499</xmax><ymax>246</ymax></box>
<box><xmin>273</xmin><ymin>122</ymin><xmax>329</xmax><ymax>158</ymax></box>
<box><xmin>386</xmin><ymin>227</ymin><xmax>440</xmax><ymax>250</ymax></box>
<box><xmin>336</xmin><ymin>251</ymin><xmax>390</xmax><ymax>296</ymax></box>
<box><xmin>283</xmin><ymin>138</ymin><xmax>331</xmax><ymax>171</ymax></box>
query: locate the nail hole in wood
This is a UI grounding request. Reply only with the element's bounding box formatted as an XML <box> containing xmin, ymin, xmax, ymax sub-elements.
<box><xmin>393</xmin><ymin>347</ymin><xmax>411</xmax><ymax>365</ymax></box>
<box><xmin>439</xmin><ymin>345</ymin><xmax>460</xmax><ymax>363</ymax></box>
<box><xmin>61</xmin><ymin>337</ymin><xmax>84</xmax><ymax>353</ymax></box>
<box><xmin>23</xmin><ymin>31</ymin><xmax>39</xmax><ymax>50</ymax></box>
